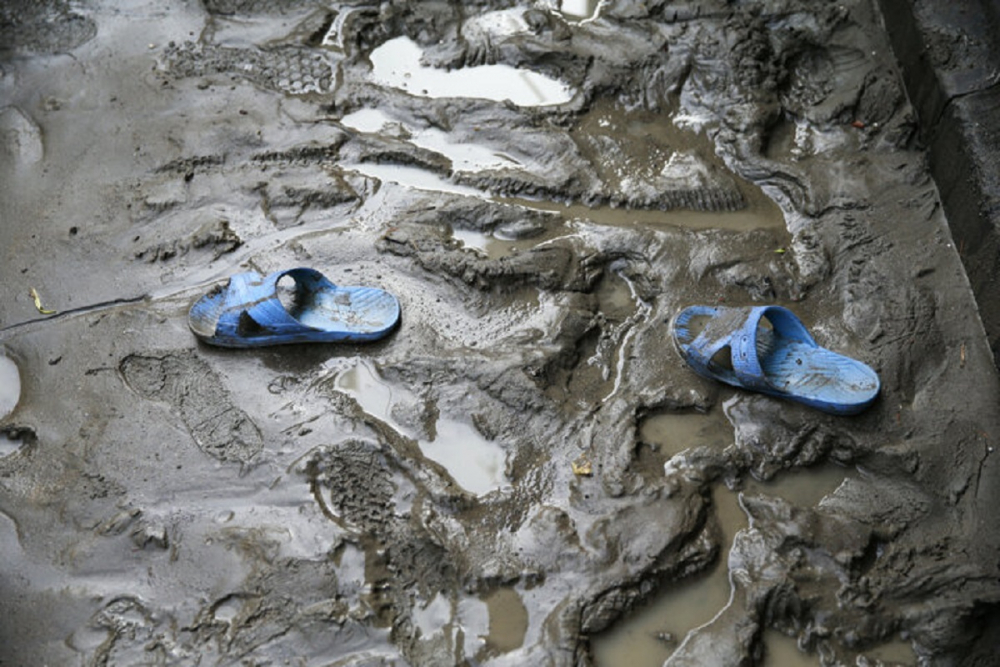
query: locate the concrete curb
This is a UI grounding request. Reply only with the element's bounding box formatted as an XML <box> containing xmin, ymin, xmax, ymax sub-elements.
<box><xmin>879</xmin><ymin>0</ymin><xmax>1000</xmax><ymax>364</ymax></box>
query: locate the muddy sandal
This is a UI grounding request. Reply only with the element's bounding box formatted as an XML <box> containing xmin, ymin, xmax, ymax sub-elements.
<box><xmin>189</xmin><ymin>268</ymin><xmax>400</xmax><ymax>347</ymax></box>
<box><xmin>670</xmin><ymin>305</ymin><xmax>879</xmax><ymax>415</ymax></box>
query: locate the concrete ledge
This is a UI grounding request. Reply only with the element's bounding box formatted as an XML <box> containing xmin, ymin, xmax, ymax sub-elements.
<box><xmin>878</xmin><ymin>0</ymin><xmax>1000</xmax><ymax>362</ymax></box>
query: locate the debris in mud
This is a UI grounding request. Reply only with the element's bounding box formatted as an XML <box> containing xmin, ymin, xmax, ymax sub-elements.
<box><xmin>28</xmin><ymin>286</ymin><xmax>57</xmax><ymax>314</ymax></box>
<box><xmin>572</xmin><ymin>455</ymin><xmax>593</xmax><ymax>476</ymax></box>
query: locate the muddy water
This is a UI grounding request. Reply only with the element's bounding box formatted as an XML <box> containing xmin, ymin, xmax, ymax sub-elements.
<box><xmin>483</xmin><ymin>587</ymin><xmax>529</xmax><ymax>654</ymax></box>
<box><xmin>560</xmin><ymin>0</ymin><xmax>602</xmax><ymax>21</ymax></box>
<box><xmin>763</xmin><ymin>629</ymin><xmax>916</xmax><ymax>666</ymax></box>
<box><xmin>345</xmin><ymin>162</ymin><xmax>486</xmax><ymax>198</ymax></box>
<box><xmin>368</xmin><ymin>36</ymin><xmax>575</xmax><ymax>106</ymax></box>
<box><xmin>592</xmin><ymin>463</ymin><xmax>856</xmax><ymax>666</ymax></box>
<box><xmin>0</xmin><ymin>353</ymin><xmax>19</xmax><ymax>420</ymax></box>
<box><xmin>638</xmin><ymin>409</ymin><xmax>735</xmax><ymax>459</ymax></box>
<box><xmin>335</xmin><ymin>360</ymin><xmax>507</xmax><ymax>495</ymax></box>
<box><xmin>343</xmin><ymin>94</ymin><xmax>784</xmax><ymax>249</ymax></box>
<box><xmin>341</xmin><ymin>162</ymin><xmax>783</xmax><ymax>266</ymax></box>
<box><xmin>341</xmin><ymin>108</ymin><xmax>520</xmax><ymax>173</ymax></box>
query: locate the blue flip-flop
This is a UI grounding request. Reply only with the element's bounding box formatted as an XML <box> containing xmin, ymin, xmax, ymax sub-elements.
<box><xmin>189</xmin><ymin>268</ymin><xmax>400</xmax><ymax>347</ymax></box>
<box><xmin>670</xmin><ymin>305</ymin><xmax>879</xmax><ymax>415</ymax></box>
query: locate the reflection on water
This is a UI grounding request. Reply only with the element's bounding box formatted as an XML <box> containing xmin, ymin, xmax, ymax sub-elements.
<box><xmin>344</xmin><ymin>160</ymin><xmax>782</xmax><ymax>234</ymax></box>
<box><xmin>369</xmin><ymin>36</ymin><xmax>574</xmax><ymax>106</ymax></box>
<box><xmin>347</xmin><ymin>160</ymin><xmax>783</xmax><ymax>233</ymax></box>
<box><xmin>0</xmin><ymin>354</ymin><xmax>20</xmax><ymax>420</ymax></box>
<box><xmin>560</xmin><ymin>0</ymin><xmax>601</xmax><ymax>20</ymax></box>
<box><xmin>342</xmin><ymin>96</ymin><xmax>785</xmax><ymax>234</ymax></box>
<box><xmin>335</xmin><ymin>361</ymin><xmax>506</xmax><ymax>495</ymax></box>
<box><xmin>412</xmin><ymin>593</ymin><xmax>452</xmax><ymax>639</ymax></box>
<box><xmin>450</xmin><ymin>228</ymin><xmax>503</xmax><ymax>258</ymax></box>
<box><xmin>346</xmin><ymin>162</ymin><xmax>484</xmax><ymax>198</ymax></box>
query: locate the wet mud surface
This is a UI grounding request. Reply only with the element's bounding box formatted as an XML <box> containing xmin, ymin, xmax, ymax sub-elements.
<box><xmin>1</xmin><ymin>1</ymin><xmax>1000</xmax><ymax>665</ymax></box>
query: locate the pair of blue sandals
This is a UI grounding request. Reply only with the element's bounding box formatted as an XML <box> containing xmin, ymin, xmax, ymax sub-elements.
<box><xmin>189</xmin><ymin>268</ymin><xmax>879</xmax><ymax>415</ymax></box>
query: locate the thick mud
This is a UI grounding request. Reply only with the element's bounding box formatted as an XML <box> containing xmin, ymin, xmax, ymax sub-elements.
<box><xmin>1</xmin><ymin>1</ymin><xmax>999</xmax><ymax>665</ymax></box>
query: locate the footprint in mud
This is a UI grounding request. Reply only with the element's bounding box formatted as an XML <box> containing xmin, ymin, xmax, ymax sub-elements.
<box><xmin>120</xmin><ymin>351</ymin><xmax>262</xmax><ymax>464</ymax></box>
<box><xmin>303</xmin><ymin>439</ymin><xmax>459</xmax><ymax>601</ymax></box>
<box><xmin>202</xmin><ymin>0</ymin><xmax>313</xmax><ymax>15</ymax></box>
<box><xmin>304</xmin><ymin>439</ymin><xmax>396</xmax><ymax>531</ymax></box>
<box><xmin>164</xmin><ymin>42</ymin><xmax>334</xmax><ymax>96</ymax></box>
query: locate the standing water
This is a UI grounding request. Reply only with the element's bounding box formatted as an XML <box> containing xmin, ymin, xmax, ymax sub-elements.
<box><xmin>368</xmin><ymin>36</ymin><xmax>574</xmax><ymax>107</ymax></box>
<box><xmin>592</xmin><ymin>464</ymin><xmax>862</xmax><ymax>666</ymax></box>
<box><xmin>0</xmin><ymin>354</ymin><xmax>20</xmax><ymax>420</ymax></box>
<box><xmin>560</xmin><ymin>0</ymin><xmax>601</xmax><ymax>21</ymax></box>
<box><xmin>335</xmin><ymin>361</ymin><xmax>507</xmax><ymax>495</ymax></box>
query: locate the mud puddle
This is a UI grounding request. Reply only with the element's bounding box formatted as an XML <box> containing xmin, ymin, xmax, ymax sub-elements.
<box><xmin>481</xmin><ymin>587</ymin><xmax>529</xmax><ymax>655</ymax></box>
<box><xmin>344</xmin><ymin>160</ymin><xmax>780</xmax><ymax>237</ymax></box>
<box><xmin>592</xmin><ymin>464</ymin><xmax>855</xmax><ymax>667</ymax></box>
<box><xmin>368</xmin><ymin>36</ymin><xmax>575</xmax><ymax>106</ymax></box>
<box><xmin>343</xmin><ymin>95</ymin><xmax>783</xmax><ymax>243</ymax></box>
<box><xmin>400</xmin><ymin>585</ymin><xmax>529</xmax><ymax>661</ymax></box>
<box><xmin>345</xmin><ymin>162</ymin><xmax>485</xmax><ymax>198</ymax></box>
<box><xmin>763</xmin><ymin>628</ymin><xmax>916</xmax><ymax>667</ymax></box>
<box><xmin>0</xmin><ymin>431</ymin><xmax>25</xmax><ymax>457</ymax></box>
<box><xmin>341</xmin><ymin>108</ymin><xmax>520</xmax><ymax>172</ymax></box>
<box><xmin>345</xmin><ymin>159</ymin><xmax>782</xmax><ymax>263</ymax></box>
<box><xmin>334</xmin><ymin>360</ymin><xmax>507</xmax><ymax>495</ymax></box>
<box><xmin>635</xmin><ymin>408</ymin><xmax>735</xmax><ymax>481</ymax></box>
<box><xmin>560</xmin><ymin>0</ymin><xmax>602</xmax><ymax>21</ymax></box>
<box><xmin>0</xmin><ymin>353</ymin><xmax>20</xmax><ymax>420</ymax></box>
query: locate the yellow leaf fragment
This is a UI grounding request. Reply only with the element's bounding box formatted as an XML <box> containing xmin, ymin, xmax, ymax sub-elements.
<box><xmin>29</xmin><ymin>287</ymin><xmax>57</xmax><ymax>315</ymax></box>
<box><xmin>572</xmin><ymin>456</ymin><xmax>593</xmax><ymax>477</ymax></box>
